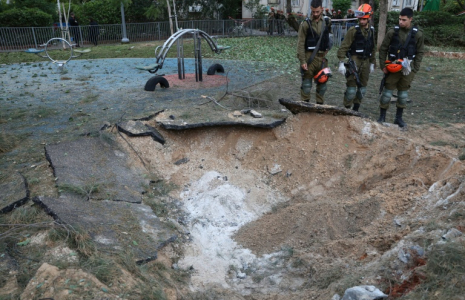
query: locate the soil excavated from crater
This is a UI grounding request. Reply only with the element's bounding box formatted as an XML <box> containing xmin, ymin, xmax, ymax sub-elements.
<box><xmin>116</xmin><ymin>111</ymin><xmax>465</xmax><ymax>299</ymax></box>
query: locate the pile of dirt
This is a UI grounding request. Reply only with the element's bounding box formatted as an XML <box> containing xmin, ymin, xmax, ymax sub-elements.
<box><xmin>115</xmin><ymin>110</ymin><xmax>464</xmax><ymax>299</ymax></box>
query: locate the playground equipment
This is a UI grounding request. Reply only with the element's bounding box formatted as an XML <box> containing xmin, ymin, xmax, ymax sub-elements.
<box><xmin>24</xmin><ymin>37</ymin><xmax>90</xmax><ymax>71</ymax></box>
<box><xmin>136</xmin><ymin>29</ymin><xmax>230</xmax><ymax>91</ymax></box>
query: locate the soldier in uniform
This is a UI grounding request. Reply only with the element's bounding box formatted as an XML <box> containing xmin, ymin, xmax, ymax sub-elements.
<box><xmin>276</xmin><ymin>10</ymin><xmax>285</xmax><ymax>35</ymax></box>
<box><xmin>337</xmin><ymin>4</ymin><xmax>375</xmax><ymax>111</ymax></box>
<box><xmin>347</xmin><ymin>9</ymin><xmax>355</xmax><ymax>19</ymax></box>
<box><xmin>378</xmin><ymin>7</ymin><xmax>425</xmax><ymax>128</ymax></box>
<box><xmin>297</xmin><ymin>0</ymin><xmax>332</xmax><ymax>103</ymax></box>
<box><xmin>336</xmin><ymin>9</ymin><xmax>343</xmax><ymax>20</ymax></box>
<box><xmin>324</xmin><ymin>8</ymin><xmax>330</xmax><ymax>17</ymax></box>
<box><xmin>268</xmin><ymin>8</ymin><xmax>275</xmax><ymax>35</ymax></box>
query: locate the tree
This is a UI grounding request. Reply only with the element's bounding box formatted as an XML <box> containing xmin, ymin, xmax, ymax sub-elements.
<box><xmin>442</xmin><ymin>0</ymin><xmax>465</xmax><ymax>13</ymax></box>
<box><xmin>333</xmin><ymin>0</ymin><xmax>351</xmax><ymax>14</ymax></box>
<box><xmin>243</xmin><ymin>0</ymin><xmax>268</xmax><ymax>19</ymax></box>
<box><xmin>285</xmin><ymin>0</ymin><xmax>300</xmax><ymax>32</ymax></box>
<box><xmin>377</xmin><ymin>0</ymin><xmax>388</xmax><ymax>50</ymax></box>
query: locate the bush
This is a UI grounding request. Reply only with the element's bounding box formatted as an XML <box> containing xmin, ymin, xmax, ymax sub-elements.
<box><xmin>0</xmin><ymin>7</ymin><xmax>53</xmax><ymax>27</ymax></box>
<box><xmin>423</xmin><ymin>23</ymin><xmax>465</xmax><ymax>46</ymax></box>
<box><xmin>72</xmin><ymin>0</ymin><xmax>121</xmax><ymax>25</ymax></box>
<box><xmin>374</xmin><ymin>10</ymin><xmax>465</xmax><ymax>47</ymax></box>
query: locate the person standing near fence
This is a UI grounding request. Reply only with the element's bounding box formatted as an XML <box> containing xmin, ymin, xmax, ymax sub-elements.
<box><xmin>276</xmin><ymin>10</ymin><xmax>285</xmax><ymax>35</ymax></box>
<box><xmin>88</xmin><ymin>18</ymin><xmax>100</xmax><ymax>46</ymax></box>
<box><xmin>377</xmin><ymin>7</ymin><xmax>424</xmax><ymax>128</ymax></box>
<box><xmin>337</xmin><ymin>4</ymin><xmax>375</xmax><ymax>111</ymax></box>
<box><xmin>69</xmin><ymin>12</ymin><xmax>81</xmax><ymax>47</ymax></box>
<box><xmin>268</xmin><ymin>8</ymin><xmax>275</xmax><ymax>35</ymax></box>
<box><xmin>297</xmin><ymin>0</ymin><xmax>332</xmax><ymax>103</ymax></box>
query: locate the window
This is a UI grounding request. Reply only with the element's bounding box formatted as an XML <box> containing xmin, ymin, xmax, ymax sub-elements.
<box><xmin>404</xmin><ymin>0</ymin><xmax>412</xmax><ymax>6</ymax></box>
<box><xmin>392</xmin><ymin>0</ymin><xmax>399</xmax><ymax>6</ymax></box>
<box><xmin>292</xmin><ymin>0</ymin><xmax>300</xmax><ymax>6</ymax></box>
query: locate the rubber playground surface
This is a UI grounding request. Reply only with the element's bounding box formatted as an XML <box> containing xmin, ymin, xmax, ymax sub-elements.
<box><xmin>0</xmin><ymin>58</ymin><xmax>283</xmax><ymax>165</ymax></box>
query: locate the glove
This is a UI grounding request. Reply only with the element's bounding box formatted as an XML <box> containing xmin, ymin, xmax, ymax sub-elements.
<box><xmin>338</xmin><ymin>62</ymin><xmax>346</xmax><ymax>75</ymax></box>
<box><xmin>370</xmin><ymin>64</ymin><xmax>375</xmax><ymax>73</ymax></box>
<box><xmin>401</xmin><ymin>59</ymin><xmax>412</xmax><ymax>76</ymax></box>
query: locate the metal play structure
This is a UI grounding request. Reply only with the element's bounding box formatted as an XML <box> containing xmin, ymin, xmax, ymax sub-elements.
<box><xmin>24</xmin><ymin>37</ymin><xmax>90</xmax><ymax>71</ymax></box>
<box><xmin>136</xmin><ymin>0</ymin><xmax>230</xmax><ymax>91</ymax></box>
<box><xmin>136</xmin><ymin>29</ymin><xmax>230</xmax><ymax>91</ymax></box>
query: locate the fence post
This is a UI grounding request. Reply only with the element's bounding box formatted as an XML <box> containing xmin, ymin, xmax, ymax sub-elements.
<box><xmin>32</xmin><ymin>27</ymin><xmax>38</xmax><ymax>49</ymax></box>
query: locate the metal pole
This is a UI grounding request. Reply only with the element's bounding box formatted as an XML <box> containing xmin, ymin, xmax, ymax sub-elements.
<box><xmin>121</xmin><ymin>2</ymin><xmax>130</xmax><ymax>43</ymax></box>
<box><xmin>194</xmin><ymin>31</ymin><xmax>198</xmax><ymax>82</ymax></box>
<box><xmin>32</xmin><ymin>27</ymin><xmax>38</xmax><ymax>48</ymax></box>
<box><xmin>198</xmin><ymin>33</ymin><xmax>202</xmax><ymax>82</ymax></box>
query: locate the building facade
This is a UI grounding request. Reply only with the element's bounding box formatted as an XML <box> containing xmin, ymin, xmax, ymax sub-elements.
<box><xmin>241</xmin><ymin>0</ymin><xmax>420</xmax><ymax>19</ymax></box>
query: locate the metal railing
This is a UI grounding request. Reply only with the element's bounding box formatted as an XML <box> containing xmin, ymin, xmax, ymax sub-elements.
<box><xmin>0</xmin><ymin>19</ymin><xmax>349</xmax><ymax>52</ymax></box>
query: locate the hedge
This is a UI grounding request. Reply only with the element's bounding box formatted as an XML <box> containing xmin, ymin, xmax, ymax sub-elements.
<box><xmin>0</xmin><ymin>7</ymin><xmax>53</xmax><ymax>27</ymax></box>
<box><xmin>373</xmin><ymin>11</ymin><xmax>465</xmax><ymax>46</ymax></box>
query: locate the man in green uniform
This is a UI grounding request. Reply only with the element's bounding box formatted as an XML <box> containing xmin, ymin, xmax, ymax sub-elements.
<box><xmin>268</xmin><ymin>8</ymin><xmax>275</xmax><ymax>35</ymax></box>
<box><xmin>337</xmin><ymin>4</ymin><xmax>375</xmax><ymax>111</ymax></box>
<box><xmin>297</xmin><ymin>0</ymin><xmax>332</xmax><ymax>103</ymax></box>
<box><xmin>378</xmin><ymin>7</ymin><xmax>425</xmax><ymax>128</ymax></box>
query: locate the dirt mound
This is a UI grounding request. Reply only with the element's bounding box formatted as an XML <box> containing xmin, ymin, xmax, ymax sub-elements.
<box><xmin>116</xmin><ymin>112</ymin><xmax>464</xmax><ymax>298</ymax></box>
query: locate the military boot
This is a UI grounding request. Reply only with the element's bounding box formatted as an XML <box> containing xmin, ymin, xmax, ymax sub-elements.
<box><xmin>352</xmin><ymin>103</ymin><xmax>360</xmax><ymax>111</ymax></box>
<box><xmin>394</xmin><ymin>107</ymin><xmax>407</xmax><ymax>128</ymax></box>
<box><xmin>377</xmin><ymin>108</ymin><xmax>386</xmax><ymax>123</ymax></box>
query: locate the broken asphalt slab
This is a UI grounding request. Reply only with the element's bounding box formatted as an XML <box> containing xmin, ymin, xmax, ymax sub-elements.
<box><xmin>279</xmin><ymin>98</ymin><xmax>370</xmax><ymax>118</ymax></box>
<box><xmin>45</xmin><ymin>135</ymin><xmax>148</xmax><ymax>203</ymax></box>
<box><xmin>155</xmin><ymin>109</ymin><xmax>287</xmax><ymax>130</ymax></box>
<box><xmin>33</xmin><ymin>195</ymin><xmax>177</xmax><ymax>263</ymax></box>
<box><xmin>0</xmin><ymin>171</ymin><xmax>29</xmax><ymax>214</ymax></box>
<box><xmin>117</xmin><ymin>120</ymin><xmax>165</xmax><ymax>145</ymax></box>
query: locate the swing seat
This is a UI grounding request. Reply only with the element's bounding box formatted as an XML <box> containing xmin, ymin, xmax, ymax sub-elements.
<box><xmin>73</xmin><ymin>48</ymin><xmax>91</xmax><ymax>54</ymax></box>
<box><xmin>24</xmin><ymin>48</ymin><xmax>45</xmax><ymax>54</ymax></box>
<box><xmin>217</xmin><ymin>45</ymin><xmax>231</xmax><ymax>51</ymax></box>
<box><xmin>135</xmin><ymin>64</ymin><xmax>160</xmax><ymax>71</ymax></box>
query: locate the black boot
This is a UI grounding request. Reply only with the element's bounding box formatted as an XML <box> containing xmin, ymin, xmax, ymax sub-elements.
<box><xmin>352</xmin><ymin>103</ymin><xmax>360</xmax><ymax>111</ymax></box>
<box><xmin>377</xmin><ymin>108</ymin><xmax>387</xmax><ymax>123</ymax></box>
<box><xmin>394</xmin><ymin>107</ymin><xmax>407</xmax><ymax>128</ymax></box>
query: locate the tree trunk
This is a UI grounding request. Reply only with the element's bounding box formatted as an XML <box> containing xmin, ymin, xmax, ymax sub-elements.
<box><xmin>377</xmin><ymin>0</ymin><xmax>388</xmax><ymax>51</ymax></box>
<box><xmin>285</xmin><ymin>0</ymin><xmax>300</xmax><ymax>32</ymax></box>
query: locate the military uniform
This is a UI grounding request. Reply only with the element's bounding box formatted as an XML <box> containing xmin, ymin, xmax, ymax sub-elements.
<box><xmin>268</xmin><ymin>11</ymin><xmax>275</xmax><ymax>35</ymax></box>
<box><xmin>297</xmin><ymin>16</ymin><xmax>332</xmax><ymax>103</ymax></box>
<box><xmin>378</xmin><ymin>26</ymin><xmax>425</xmax><ymax>110</ymax></box>
<box><xmin>276</xmin><ymin>11</ymin><xmax>285</xmax><ymax>35</ymax></box>
<box><xmin>337</xmin><ymin>25</ymin><xmax>376</xmax><ymax>108</ymax></box>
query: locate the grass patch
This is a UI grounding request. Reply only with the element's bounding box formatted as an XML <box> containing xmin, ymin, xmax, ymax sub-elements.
<box><xmin>429</xmin><ymin>140</ymin><xmax>448</xmax><ymax>147</ymax></box>
<box><xmin>82</xmin><ymin>254</ymin><xmax>121</xmax><ymax>284</ymax></box>
<box><xmin>0</xmin><ymin>132</ymin><xmax>28</xmax><ymax>153</ymax></box>
<box><xmin>458</xmin><ymin>150</ymin><xmax>465</xmax><ymax>161</ymax></box>
<box><xmin>79</xmin><ymin>92</ymin><xmax>99</xmax><ymax>104</ymax></box>
<box><xmin>57</xmin><ymin>182</ymin><xmax>101</xmax><ymax>199</ymax></box>
<box><xmin>403</xmin><ymin>241</ymin><xmax>465</xmax><ymax>299</ymax></box>
<box><xmin>48</xmin><ymin>226</ymin><xmax>96</xmax><ymax>257</ymax></box>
